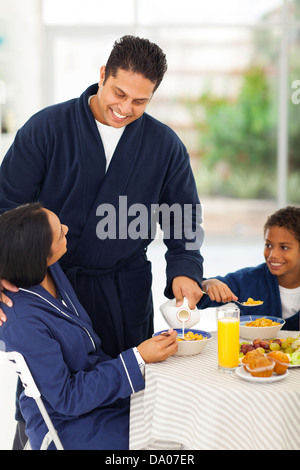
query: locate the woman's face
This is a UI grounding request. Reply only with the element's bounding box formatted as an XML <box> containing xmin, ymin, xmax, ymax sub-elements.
<box><xmin>44</xmin><ymin>209</ymin><xmax>69</xmax><ymax>266</ymax></box>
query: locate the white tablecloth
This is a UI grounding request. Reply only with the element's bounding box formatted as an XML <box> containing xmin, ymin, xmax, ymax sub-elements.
<box><xmin>129</xmin><ymin>330</ymin><xmax>300</xmax><ymax>450</ymax></box>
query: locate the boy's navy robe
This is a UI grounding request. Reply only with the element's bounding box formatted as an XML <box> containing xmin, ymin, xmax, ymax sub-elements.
<box><xmin>200</xmin><ymin>263</ymin><xmax>300</xmax><ymax>330</ymax></box>
<box><xmin>0</xmin><ymin>83</ymin><xmax>204</xmax><ymax>358</ymax></box>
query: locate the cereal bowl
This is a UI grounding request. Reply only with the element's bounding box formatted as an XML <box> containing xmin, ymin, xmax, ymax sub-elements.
<box><xmin>154</xmin><ymin>328</ymin><xmax>212</xmax><ymax>357</ymax></box>
<box><xmin>239</xmin><ymin>315</ymin><xmax>285</xmax><ymax>340</ymax></box>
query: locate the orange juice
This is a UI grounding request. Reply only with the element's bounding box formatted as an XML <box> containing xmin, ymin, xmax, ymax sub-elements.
<box><xmin>218</xmin><ymin>317</ymin><xmax>240</xmax><ymax>369</ymax></box>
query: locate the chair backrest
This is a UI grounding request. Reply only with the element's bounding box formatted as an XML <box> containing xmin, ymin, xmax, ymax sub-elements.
<box><xmin>1</xmin><ymin>350</ymin><xmax>64</xmax><ymax>450</ymax></box>
<box><xmin>6</xmin><ymin>351</ymin><xmax>41</xmax><ymax>399</ymax></box>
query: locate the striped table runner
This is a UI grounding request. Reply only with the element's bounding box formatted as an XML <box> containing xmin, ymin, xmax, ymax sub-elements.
<box><xmin>129</xmin><ymin>330</ymin><xmax>300</xmax><ymax>450</ymax></box>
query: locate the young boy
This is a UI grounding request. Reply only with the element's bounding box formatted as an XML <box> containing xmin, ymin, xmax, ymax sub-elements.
<box><xmin>200</xmin><ymin>206</ymin><xmax>300</xmax><ymax>331</ymax></box>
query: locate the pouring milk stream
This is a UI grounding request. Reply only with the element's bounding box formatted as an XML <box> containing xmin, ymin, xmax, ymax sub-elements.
<box><xmin>160</xmin><ymin>297</ymin><xmax>201</xmax><ymax>335</ymax></box>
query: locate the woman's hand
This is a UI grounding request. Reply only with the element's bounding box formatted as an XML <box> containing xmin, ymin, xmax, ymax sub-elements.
<box><xmin>202</xmin><ymin>278</ymin><xmax>238</xmax><ymax>303</ymax></box>
<box><xmin>137</xmin><ymin>329</ymin><xmax>178</xmax><ymax>363</ymax></box>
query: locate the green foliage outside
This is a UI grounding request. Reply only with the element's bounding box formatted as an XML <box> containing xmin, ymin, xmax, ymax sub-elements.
<box><xmin>188</xmin><ymin>65</ymin><xmax>300</xmax><ymax>202</ymax></box>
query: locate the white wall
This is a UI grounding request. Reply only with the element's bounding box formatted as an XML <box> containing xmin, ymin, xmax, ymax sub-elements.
<box><xmin>0</xmin><ymin>0</ymin><xmax>43</xmax><ymax>159</ymax></box>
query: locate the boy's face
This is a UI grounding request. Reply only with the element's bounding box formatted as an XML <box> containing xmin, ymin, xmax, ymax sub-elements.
<box><xmin>264</xmin><ymin>225</ymin><xmax>300</xmax><ymax>288</ymax></box>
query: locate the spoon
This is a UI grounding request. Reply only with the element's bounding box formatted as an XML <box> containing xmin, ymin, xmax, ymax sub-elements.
<box><xmin>160</xmin><ymin>331</ymin><xmax>194</xmax><ymax>341</ymax></box>
<box><xmin>201</xmin><ymin>291</ymin><xmax>263</xmax><ymax>307</ymax></box>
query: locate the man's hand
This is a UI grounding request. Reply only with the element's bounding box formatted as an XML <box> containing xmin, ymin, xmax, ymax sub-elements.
<box><xmin>137</xmin><ymin>329</ymin><xmax>178</xmax><ymax>363</ymax></box>
<box><xmin>172</xmin><ymin>276</ymin><xmax>203</xmax><ymax>310</ymax></box>
<box><xmin>0</xmin><ymin>280</ymin><xmax>18</xmax><ymax>325</ymax></box>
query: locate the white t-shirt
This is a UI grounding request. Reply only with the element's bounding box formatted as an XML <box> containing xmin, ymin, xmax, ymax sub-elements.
<box><xmin>88</xmin><ymin>96</ymin><xmax>143</xmax><ymax>372</ymax></box>
<box><xmin>279</xmin><ymin>285</ymin><xmax>300</xmax><ymax>319</ymax></box>
<box><xmin>89</xmin><ymin>95</ymin><xmax>125</xmax><ymax>170</ymax></box>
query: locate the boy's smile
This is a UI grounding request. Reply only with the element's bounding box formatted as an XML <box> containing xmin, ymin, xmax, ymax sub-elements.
<box><xmin>264</xmin><ymin>225</ymin><xmax>300</xmax><ymax>288</ymax></box>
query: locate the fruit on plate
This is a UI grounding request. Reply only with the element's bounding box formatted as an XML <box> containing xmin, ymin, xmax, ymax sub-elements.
<box><xmin>240</xmin><ymin>339</ymin><xmax>270</xmax><ymax>355</ymax></box>
<box><xmin>267</xmin><ymin>350</ymin><xmax>289</xmax><ymax>375</ymax></box>
<box><xmin>253</xmin><ymin>338</ymin><xmax>271</xmax><ymax>350</ymax></box>
<box><xmin>239</xmin><ymin>335</ymin><xmax>300</xmax><ymax>363</ymax></box>
<box><xmin>290</xmin><ymin>351</ymin><xmax>300</xmax><ymax>365</ymax></box>
<box><xmin>240</xmin><ymin>343</ymin><xmax>256</xmax><ymax>355</ymax></box>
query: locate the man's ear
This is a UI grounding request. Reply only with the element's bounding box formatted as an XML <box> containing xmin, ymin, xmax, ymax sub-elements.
<box><xmin>99</xmin><ymin>65</ymin><xmax>106</xmax><ymax>87</ymax></box>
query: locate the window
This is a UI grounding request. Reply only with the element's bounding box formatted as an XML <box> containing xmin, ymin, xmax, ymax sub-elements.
<box><xmin>42</xmin><ymin>0</ymin><xmax>296</xmax><ymax>203</ymax></box>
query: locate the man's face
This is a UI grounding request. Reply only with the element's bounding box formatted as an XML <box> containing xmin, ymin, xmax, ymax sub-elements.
<box><xmin>92</xmin><ymin>66</ymin><xmax>156</xmax><ymax>127</ymax></box>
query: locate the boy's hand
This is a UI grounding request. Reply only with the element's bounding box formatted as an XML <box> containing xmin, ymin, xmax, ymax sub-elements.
<box><xmin>202</xmin><ymin>279</ymin><xmax>238</xmax><ymax>303</ymax></box>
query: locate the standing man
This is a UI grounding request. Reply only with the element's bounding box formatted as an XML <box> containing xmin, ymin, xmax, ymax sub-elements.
<box><xmin>0</xmin><ymin>35</ymin><xmax>204</xmax><ymax>357</ymax></box>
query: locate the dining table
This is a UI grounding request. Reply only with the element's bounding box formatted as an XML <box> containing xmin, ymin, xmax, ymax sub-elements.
<box><xmin>129</xmin><ymin>330</ymin><xmax>300</xmax><ymax>450</ymax></box>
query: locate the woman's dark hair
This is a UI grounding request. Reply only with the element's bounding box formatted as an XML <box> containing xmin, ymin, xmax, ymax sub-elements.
<box><xmin>0</xmin><ymin>203</ymin><xmax>53</xmax><ymax>288</ymax></box>
<box><xmin>104</xmin><ymin>35</ymin><xmax>167</xmax><ymax>92</ymax></box>
<box><xmin>264</xmin><ymin>206</ymin><xmax>300</xmax><ymax>246</ymax></box>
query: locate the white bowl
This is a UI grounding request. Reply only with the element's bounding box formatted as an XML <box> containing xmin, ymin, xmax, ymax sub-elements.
<box><xmin>239</xmin><ymin>316</ymin><xmax>285</xmax><ymax>340</ymax></box>
<box><xmin>154</xmin><ymin>328</ymin><xmax>212</xmax><ymax>357</ymax></box>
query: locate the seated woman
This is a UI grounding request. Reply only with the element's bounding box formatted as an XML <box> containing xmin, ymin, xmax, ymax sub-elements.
<box><xmin>200</xmin><ymin>206</ymin><xmax>300</xmax><ymax>331</ymax></box>
<box><xmin>0</xmin><ymin>203</ymin><xmax>177</xmax><ymax>450</ymax></box>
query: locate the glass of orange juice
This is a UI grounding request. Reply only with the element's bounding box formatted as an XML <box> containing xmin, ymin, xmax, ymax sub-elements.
<box><xmin>217</xmin><ymin>304</ymin><xmax>240</xmax><ymax>373</ymax></box>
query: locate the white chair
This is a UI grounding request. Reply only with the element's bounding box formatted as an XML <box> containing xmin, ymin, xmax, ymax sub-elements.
<box><xmin>3</xmin><ymin>351</ymin><xmax>64</xmax><ymax>450</ymax></box>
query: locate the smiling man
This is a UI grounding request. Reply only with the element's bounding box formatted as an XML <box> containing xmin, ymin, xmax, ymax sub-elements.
<box><xmin>0</xmin><ymin>35</ymin><xmax>204</xmax><ymax>448</ymax></box>
<box><xmin>90</xmin><ymin>67</ymin><xmax>153</xmax><ymax>127</ymax></box>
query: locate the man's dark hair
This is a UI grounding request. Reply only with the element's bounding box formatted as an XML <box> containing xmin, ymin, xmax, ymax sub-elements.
<box><xmin>0</xmin><ymin>203</ymin><xmax>53</xmax><ymax>288</ymax></box>
<box><xmin>264</xmin><ymin>206</ymin><xmax>300</xmax><ymax>246</ymax></box>
<box><xmin>104</xmin><ymin>35</ymin><xmax>167</xmax><ymax>92</ymax></box>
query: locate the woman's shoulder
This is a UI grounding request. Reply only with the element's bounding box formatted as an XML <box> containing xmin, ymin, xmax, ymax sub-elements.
<box><xmin>0</xmin><ymin>289</ymin><xmax>42</xmax><ymax>348</ymax></box>
<box><xmin>1</xmin><ymin>288</ymin><xmax>43</xmax><ymax>321</ymax></box>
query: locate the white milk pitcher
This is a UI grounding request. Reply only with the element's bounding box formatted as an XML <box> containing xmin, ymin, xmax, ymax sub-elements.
<box><xmin>159</xmin><ymin>297</ymin><xmax>201</xmax><ymax>330</ymax></box>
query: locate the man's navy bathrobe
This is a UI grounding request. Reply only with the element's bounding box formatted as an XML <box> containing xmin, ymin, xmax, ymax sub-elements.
<box><xmin>0</xmin><ymin>262</ymin><xmax>145</xmax><ymax>450</ymax></box>
<box><xmin>0</xmin><ymin>83</ymin><xmax>204</xmax><ymax>358</ymax></box>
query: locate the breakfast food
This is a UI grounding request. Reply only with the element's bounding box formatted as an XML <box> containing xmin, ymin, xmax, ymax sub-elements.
<box><xmin>267</xmin><ymin>350</ymin><xmax>289</xmax><ymax>375</ymax></box>
<box><xmin>245</xmin><ymin>317</ymin><xmax>280</xmax><ymax>327</ymax></box>
<box><xmin>177</xmin><ymin>331</ymin><xmax>205</xmax><ymax>341</ymax></box>
<box><xmin>246</xmin><ymin>355</ymin><xmax>275</xmax><ymax>377</ymax></box>
<box><xmin>242</xmin><ymin>298</ymin><xmax>263</xmax><ymax>306</ymax></box>
<box><xmin>241</xmin><ymin>349</ymin><xmax>264</xmax><ymax>370</ymax></box>
<box><xmin>290</xmin><ymin>351</ymin><xmax>300</xmax><ymax>365</ymax></box>
<box><xmin>239</xmin><ymin>340</ymin><xmax>291</xmax><ymax>377</ymax></box>
<box><xmin>240</xmin><ymin>335</ymin><xmax>300</xmax><ymax>357</ymax></box>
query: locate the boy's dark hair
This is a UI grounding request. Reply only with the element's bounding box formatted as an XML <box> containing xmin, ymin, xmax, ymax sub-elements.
<box><xmin>104</xmin><ymin>35</ymin><xmax>167</xmax><ymax>92</ymax></box>
<box><xmin>264</xmin><ymin>206</ymin><xmax>300</xmax><ymax>245</ymax></box>
<box><xmin>0</xmin><ymin>203</ymin><xmax>53</xmax><ymax>288</ymax></box>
